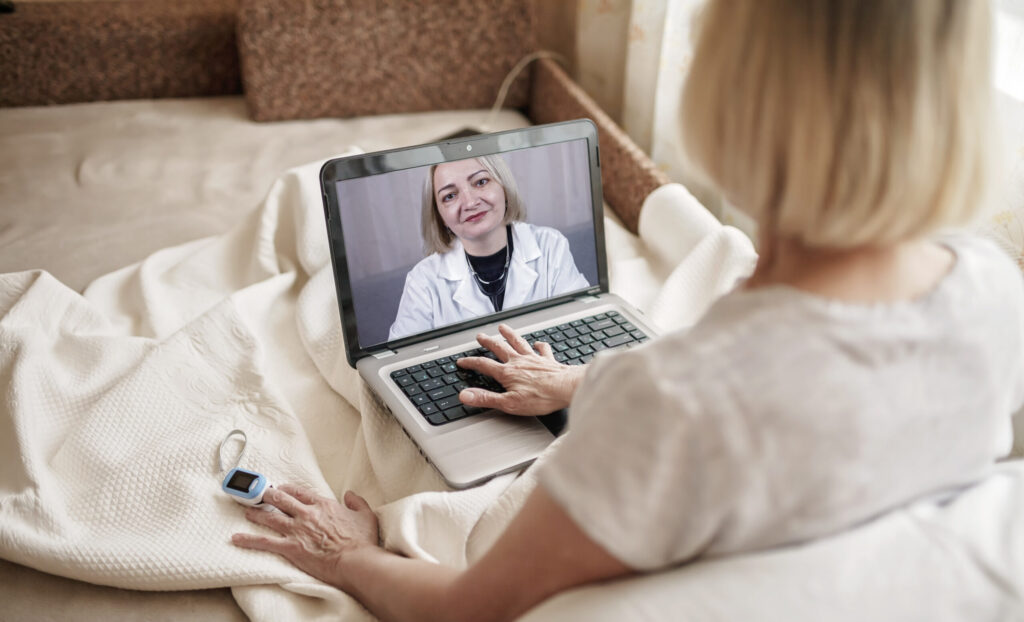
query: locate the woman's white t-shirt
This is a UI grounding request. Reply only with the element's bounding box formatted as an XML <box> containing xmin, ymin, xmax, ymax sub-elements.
<box><xmin>537</xmin><ymin>234</ymin><xmax>1024</xmax><ymax>570</ymax></box>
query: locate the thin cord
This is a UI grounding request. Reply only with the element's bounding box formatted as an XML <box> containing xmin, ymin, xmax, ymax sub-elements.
<box><xmin>485</xmin><ymin>50</ymin><xmax>570</xmax><ymax>131</ymax></box>
<box><xmin>218</xmin><ymin>429</ymin><xmax>248</xmax><ymax>475</ymax></box>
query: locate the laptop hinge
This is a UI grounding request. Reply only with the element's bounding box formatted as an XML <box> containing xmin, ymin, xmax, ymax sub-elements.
<box><xmin>575</xmin><ymin>291</ymin><xmax>602</xmax><ymax>303</ymax></box>
<box><xmin>371</xmin><ymin>349</ymin><xmax>398</xmax><ymax>360</ymax></box>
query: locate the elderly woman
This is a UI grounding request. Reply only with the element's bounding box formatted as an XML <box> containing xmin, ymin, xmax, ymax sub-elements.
<box><xmin>234</xmin><ymin>1</ymin><xmax>1024</xmax><ymax>620</ymax></box>
<box><xmin>387</xmin><ymin>154</ymin><xmax>590</xmax><ymax>341</ymax></box>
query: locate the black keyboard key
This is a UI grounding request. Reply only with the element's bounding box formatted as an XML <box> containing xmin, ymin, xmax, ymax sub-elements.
<box><xmin>594</xmin><ymin>313</ymin><xmax>608</xmax><ymax>320</ymax></box>
<box><xmin>443</xmin><ymin>373</ymin><xmax>461</xmax><ymax>385</ymax></box>
<box><xmin>631</xmin><ymin>330</ymin><xmax>645</xmax><ymax>340</ymax></box>
<box><xmin>566</xmin><ymin>338</ymin><xmax>582</xmax><ymax>348</ymax></box>
<box><xmin>426</xmin><ymin>413</ymin><xmax>447</xmax><ymax>426</ymax></box>
<box><xmin>408</xmin><ymin>364</ymin><xmax>423</xmax><ymax>372</ymax></box>
<box><xmin>441</xmin><ymin>362</ymin><xmax>458</xmax><ymax>373</ymax></box>
<box><xmin>412</xmin><ymin>393</ymin><xmax>430</xmax><ymax>405</ymax></box>
<box><xmin>576</xmin><ymin>323</ymin><xmax>592</xmax><ymax>334</ymax></box>
<box><xmin>411</xmin><ymin>371</ymin><xmax>430</xmax><ymax>382</ymax></box>
<box><xmin>444</xmin><ymin>405</ymin><xmax>471</xmax><ymax>421</ymax></box>
<box><xmin>554</xmin><ymin>352</ymin><xmax>568</xmax><ymax>362</ymax></box>
<box><xmin>545</xmin><ymin>327</ymin><xmax>559</xmax><ymax>334</ymax></box>
<box><xmin>403</xmin><ymin>384</ymin><xmax>423</xmax><ymax>396</ymax></box>
<box><xmin>578</xmin><ymin>334</ymin><xmax>594</xmax><ymax>344</ymax></box>
<box><xmin>579</xmin><ymin>344</ymin><xmax>595</xmax><ymax>355</ymax></box>
<box><xmin>435</xmin><ymin>395</ymin><xmax>462</xmax><ymax>411</ymax></box>
<box><xmin>570</xmin><ymin>320</ymin><xmax>584</xmax><ymax>327</ymax></box>
<box><xmin>428</xmin><ymin>385</ymin><xmax>456</xmax><ymax>401</ymax></box>
<box><xmin>591</xmin><ymin>342</ymin><xmax>608</xmax><ymax>352</ymax></box>
<box><xmin>419</xmin><ymin>378</ymin><xmax>444</xmax><ymax>392</ymax></box>
<box><xmin>557</xmin><ymin>323</ymin><xmax>571</xmax><ymax>331</ymax></box>
<box><xmin>589</xmin><ymin>318</ymin><xmax>616</xmax><ymax>331</ymax></box>
<box><xmin>604</xmin><ymin>334</ymin><xmax>634</xmax><ymax>348</ymax></box>
<box><xmin>581</xmin><ymin>353</ymin><xmax>594</xmax><ymax>363</ymax></box>
<box><xmin>591</xmin><ymin>330</ymin><xmax>607</xmax><ymax>340</ymax></box>
<box><xmin>550</xmin><ymin>332</ymin><xmax>568</xmax><ymax>342</ymax></box>
<box><xmin>396</xmin><ymin>375</ymin><xmax>415</xmax><ymax>387</ymax></box>
<box><xmin>464</xmin><ymin>405</ymin><xmax>486</xmax><ymax>415</ymax></box>
<box><xmin>427</xmin><ymin>366</ymin><xmax>445</xmax><ymax>378</ymax></box>
<box><xmin>614</xmin><ymin>315</ymin><xmax>629</xmax><ymax>324</ymax></box>
<box><xmin>453</xmin><ymin>381</ymin><xmax>470</xmax><ymax>392</ymax></box>
<box><xmin>419</xmin><ymin>403</ymin><xmax>438</xmax><ymax>415</ymax></box>
<box><xmin>422</xmin><ymin>360</ymin><xmax>437</xmax><ymax>369</ymax></box>
<box><xmin>391</xmin><ymin>369</ymin><xmax>409</xmax><ymax>379</ymax></box>
<box><xmin>607</xmin><ymin>310</ymin><xmax>619</xmax><ymax>317</ymax></box>
<box><xmin>565</xmin><ymin>348</ymin><xmax>581</xmax><ymax>359</ymax></box>
<box><xmin>603</xmin><ymin>325</ymin><xmax>625</xmax><ymax>337</ymax></box>
<box><xmin>553</xmin><ymin>342</ymin><xmax>570</xmax><ymax>352</ymax></box>
<box><xmin>436</xmin><ymin>356</ymin><xmax>452</xmax><ymax>364</ymax></box>
<box><xmin>622</xmin><ymin>322</ymin><xmax>636</xmax><ymax>331</ymax></box>
<box><xmin>563</xmin><ymin>328</ymin><xmax>580</xmax><ymax>339</ymax></box>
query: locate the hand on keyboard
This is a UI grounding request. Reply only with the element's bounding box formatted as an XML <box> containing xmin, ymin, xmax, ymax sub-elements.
<box><xmin>457</xmin><ymin>324</ymin><xmax>588</xmax><ymax>415</ymax></box>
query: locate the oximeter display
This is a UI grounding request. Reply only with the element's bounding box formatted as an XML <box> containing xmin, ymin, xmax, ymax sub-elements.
<box><xmin>227</xmin><ymin>470</ymin><xmax>258</xmax><ymax>492</ymax></box>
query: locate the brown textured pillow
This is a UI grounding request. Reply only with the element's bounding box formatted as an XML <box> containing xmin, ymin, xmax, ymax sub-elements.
<box><xmin>237</xmin><ymin>0</ymin><xmax>536</xmax><ymax>122</ymax></box>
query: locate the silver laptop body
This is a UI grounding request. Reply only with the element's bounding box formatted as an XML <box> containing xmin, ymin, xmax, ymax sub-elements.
<box><xmin>320</xmin><ymin>120</ymin><xmax>659</xmax><ymax>488</ymax></box>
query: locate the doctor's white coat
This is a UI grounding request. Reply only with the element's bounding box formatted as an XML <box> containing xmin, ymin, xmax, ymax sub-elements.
<box><xmin>388</xmin><ymin>222</ymin><xmax>591</xmax><ymax>341</ymax></box>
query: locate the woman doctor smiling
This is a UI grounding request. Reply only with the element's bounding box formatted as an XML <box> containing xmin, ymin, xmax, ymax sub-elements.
<box><xmin>387</xmin><ymin>155</ymin><xmax>590</xmax><ymax>341</ymax></box>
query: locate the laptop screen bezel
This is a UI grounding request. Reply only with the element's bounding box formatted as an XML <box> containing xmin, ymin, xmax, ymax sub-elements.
<box><xmin>319</xmin><ymin>119</ymin><xmax>609</xmax><ymax>368</ymax></box>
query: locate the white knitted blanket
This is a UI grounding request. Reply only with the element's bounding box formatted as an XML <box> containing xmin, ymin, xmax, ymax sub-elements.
<box><xmin>2</xmin><ymin>158</ymin><xmax>1021</xmax><ymax>621</ymax></box>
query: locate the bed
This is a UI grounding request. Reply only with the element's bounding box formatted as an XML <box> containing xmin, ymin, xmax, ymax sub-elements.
<box><xmin>1</xmin><ymin>2</ymin><xmax>1022</xmax><ymax>621</ymax></box>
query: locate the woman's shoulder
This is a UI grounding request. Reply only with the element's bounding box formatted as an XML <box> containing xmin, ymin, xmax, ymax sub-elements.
<box><xmin>406</xmin><ymin>247</ymin><xmax>455</xmax><ymax>278</ymax></box>
<box><xmin>514</xmin><ymin>221</ymin><xmax>569</xmax><ymax>244</ymax></box>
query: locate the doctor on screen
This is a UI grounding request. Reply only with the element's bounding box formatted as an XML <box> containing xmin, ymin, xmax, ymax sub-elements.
<box><xmin>388</xmin><ymin>155</ymin><xmax>590</xmax><ymax>341</ymax></box>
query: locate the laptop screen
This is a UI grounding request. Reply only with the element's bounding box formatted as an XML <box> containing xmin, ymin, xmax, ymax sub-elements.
<box><xmin>333</xmin><ymin>137</ymin><xmax>600</xmax><ymax>350</ymax></box>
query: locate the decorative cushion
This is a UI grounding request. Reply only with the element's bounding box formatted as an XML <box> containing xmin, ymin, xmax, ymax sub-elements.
<box><xmin>0</xmin><ymin>1</ymin><xmax>241</xmax><ymax>107</ymax></box>
<box><xmin>237</xmin><ymin>0</ymin><xmax>535</xmax><ymax>122</ymax></box>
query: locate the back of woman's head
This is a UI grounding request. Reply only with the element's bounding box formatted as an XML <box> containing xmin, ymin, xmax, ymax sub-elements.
<box><xmin>681</xmin><ymin>0</ymin><xmax>993</xmax><ymax>247</ymax></box>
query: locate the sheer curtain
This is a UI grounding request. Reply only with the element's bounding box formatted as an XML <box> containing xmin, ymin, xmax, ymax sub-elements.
<box><xmin>575</xmin><ymin>0</ymin><xmax>1024</xmax><ymax>255</ymax></box>
<box><xmin>989</xmin><ymin>0</ymin><xmax>1024</xmax><ymax>270</ymax></box>
<box><xmin>576</xmin><ymin>0</ymin><xmax>746</xmax><ymax>232</ymax></box>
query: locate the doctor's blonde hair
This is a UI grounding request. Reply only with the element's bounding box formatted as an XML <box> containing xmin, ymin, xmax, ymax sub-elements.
<box><xmin>421</xmin><ymin>155</ymin><xmax>527</xmax><ymax>255</ymax></box>
<box><xmin>681</xmin><ymin>0</ymin><xmax>993</xmax><ymax>248</ymax></box>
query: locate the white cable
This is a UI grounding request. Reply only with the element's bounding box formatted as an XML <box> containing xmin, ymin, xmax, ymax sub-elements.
<box><xmin>485</xmin><ymin>50</ymin><xmax>570</xmax><ymax>132</ymax></box>
<box><xmin>218</xmin><ymin>429</ymin><xmax>248</xmax><ymax>475</ymax></box>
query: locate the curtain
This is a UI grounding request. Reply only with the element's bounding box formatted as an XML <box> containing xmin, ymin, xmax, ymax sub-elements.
<box><xmin>988</xmin><ymin>0</ymin><xmax>1024</xmax><ymax>270</ymax></box>
<box><xmin>576</xmin><ymin>0</ymin><xmax>749</xmax><ymax>233</ymax></box>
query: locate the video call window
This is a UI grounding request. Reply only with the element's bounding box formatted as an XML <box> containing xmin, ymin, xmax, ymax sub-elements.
<box><xmin>336</xmin><ymin>139</ymin><xmax>599</xmax><ymax>348</ymax></box>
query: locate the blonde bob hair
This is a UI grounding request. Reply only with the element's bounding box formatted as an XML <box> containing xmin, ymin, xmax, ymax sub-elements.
<box><xmin>681</xmin><ymin>0</ymin><xmax>993</xmax><ymax>248</ymax></box>
<box><xmin>421</xmin><ymin>155</ymin><xmax>527</xmax><ymax>255</ymax></box>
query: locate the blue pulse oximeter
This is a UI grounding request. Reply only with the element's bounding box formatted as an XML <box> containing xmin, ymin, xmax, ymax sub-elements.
<box><xmin>222</xmin><ymin>467</ymin><xmax>271</xmax><ymax>506</ymax></box>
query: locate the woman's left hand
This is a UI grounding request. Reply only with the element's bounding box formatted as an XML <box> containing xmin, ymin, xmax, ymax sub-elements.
<box><xmin>231</xmin><ymin>484</ymin><xmax>380</xmax><ymax>589</ymax></box>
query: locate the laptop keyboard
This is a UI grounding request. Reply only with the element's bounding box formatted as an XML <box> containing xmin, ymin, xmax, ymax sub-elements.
<box><xmin>389</xmin><ymin>310</ymin><xmax>650</xmax><ymax>427</ymax></box>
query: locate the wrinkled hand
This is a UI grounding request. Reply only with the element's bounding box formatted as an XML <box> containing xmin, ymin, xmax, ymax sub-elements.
<box><xmin>457</xmin><ymin>324</ymin><xmax>587</xmax><ymax>415</ymax></box>
<box><xmin>231</xmin><ymin>484</ymin><xmax>379</xmax><ymax>589</ymax></box>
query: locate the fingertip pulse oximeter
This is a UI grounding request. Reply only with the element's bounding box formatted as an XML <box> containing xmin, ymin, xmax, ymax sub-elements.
<box><xmin>221</xmin><ymin>467</ymin><xmax>271</xmax><ymax>506</ymax></box>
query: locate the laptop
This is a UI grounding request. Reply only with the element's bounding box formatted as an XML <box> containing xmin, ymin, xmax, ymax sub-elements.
<box><xmin>319</xmin><ymin>119</ymin><xmax>659</xmax><ymax>488</ymax></box>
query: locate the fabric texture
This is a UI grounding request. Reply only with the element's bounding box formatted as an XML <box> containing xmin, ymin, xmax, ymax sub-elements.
<box><xmin>236</xmin><ymin>0</ymin><xmax>535</xmax><ymax>121</ymax></box>
<box><xmin>388</xmin><ymin>222</ymin><xmax>590</xmax><ymax>341</ymax></box>
<box><xmin>539</xmin><ymin>234</ymin><xmax>1024</xmax><ymax>571</ymax></box>
<box><xmin>0</xmin><ymin>0</ymin><xmax>241</xmax><ymax>107</ymax></box>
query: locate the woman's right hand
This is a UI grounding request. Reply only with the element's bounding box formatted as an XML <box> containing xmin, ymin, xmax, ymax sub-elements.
<box><xmin>456</xmin><ymin>324</ymin><xmax>587</xmax><ymax>415</ymax></box>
